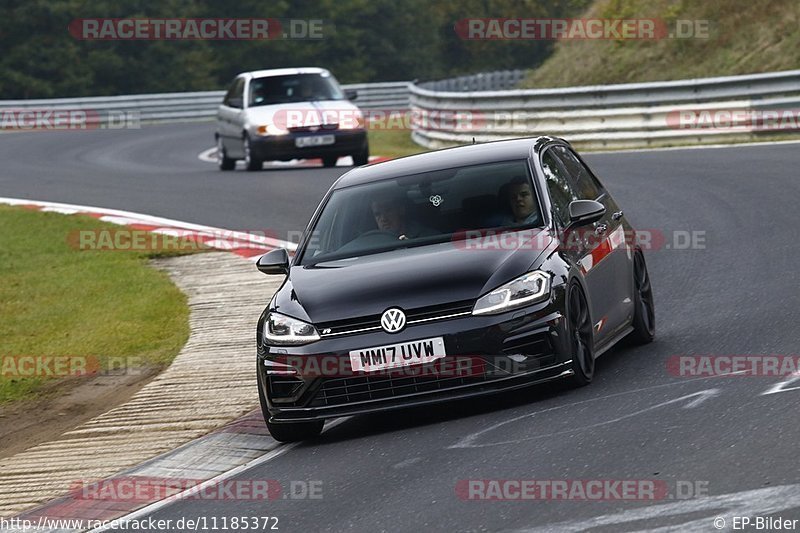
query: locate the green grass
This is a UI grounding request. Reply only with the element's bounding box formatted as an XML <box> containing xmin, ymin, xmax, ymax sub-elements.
<box><xmin>0</xmin><ymin>206</ymin><xmax>198</xmax><ymax>404</ymax></box>
<box><xmin>521</xmin><ymin>0</ymin><xmax>800</xmax><ymax>88</ymax></box>
<box><xmin>368</xmin><ymin>128</ymin><xmax>429</xmax><ymax>159</ymax></box>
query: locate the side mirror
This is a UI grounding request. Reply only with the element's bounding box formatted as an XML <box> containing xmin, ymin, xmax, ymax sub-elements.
<box><xmin>345</xmin><ymin>89</ymin><xmax>358</xmax><ymax>101</ymax></box>
<box><xmin>257</xmin><ymin>248</ymin><xmax>290</xmax><ymax>275</ymax></box>
<box><xmin>567</xmin><ymin>200</ymin><xmax>605</xmax><ymax>228</ymax></box>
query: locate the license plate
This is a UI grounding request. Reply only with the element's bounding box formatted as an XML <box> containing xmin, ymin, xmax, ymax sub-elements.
<box><xmin>349</xmin><ymin>337</ymin><xmax>446</xmax><ymax>373</ymax></box>
<box><xmin>295</xmin><ymin>135</ymin><xmax>335</xmax><ymax>148</ymax></box>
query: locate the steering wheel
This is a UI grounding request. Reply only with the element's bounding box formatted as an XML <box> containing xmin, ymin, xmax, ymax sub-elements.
<box><xmin>358</xmin><ymin>230</ymin><xmax>401</xmax><ymax>239</ymax></box>
<box><xmin>334</xmin><ymin>230</ymin><xmax>402</xmax><ymax>255</ymax></box>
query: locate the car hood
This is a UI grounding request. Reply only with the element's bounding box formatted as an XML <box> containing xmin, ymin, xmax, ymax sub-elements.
<box><xmin>243</xmin><ymin>100</ymin><xmax>360</xmax><ymax>129</ymax></box>
<box><xmin>272</xmin><ymin>229</ymin><xmax>555</xmax><ymax>324</ymax></box>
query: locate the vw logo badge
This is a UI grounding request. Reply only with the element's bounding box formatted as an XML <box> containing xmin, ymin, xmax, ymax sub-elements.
<box><xmin>381</xmin><ymin>308</ymin><xmax>406</xmax><ymax>333</ymax></box>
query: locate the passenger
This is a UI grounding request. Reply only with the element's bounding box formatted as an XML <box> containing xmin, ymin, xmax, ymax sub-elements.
<box><xmin>489</xmin><ymin>176</ymin><xmax>542</xmax><ymax>226</ymax></box>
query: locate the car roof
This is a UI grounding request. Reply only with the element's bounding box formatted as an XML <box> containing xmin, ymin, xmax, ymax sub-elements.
<box><xmin>333</xmin><ymin>136</ymin><xmax>563</xmax><ymax>189</ymax></box>
<box><xmin>238</xmin><ymin>67</ymin><xmax>329</xmax><ymax>79</ymax></box>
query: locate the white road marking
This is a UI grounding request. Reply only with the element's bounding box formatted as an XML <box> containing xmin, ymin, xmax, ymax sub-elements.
<box><xmin>392</xmin><ymin>457</ymin><xmax>423</xmax><ymax>469</ymax></box>
<box><xmin>761</xmin><ymin>372</ymin><xmax>800</xmax><ymax>396</ymax></box>
<box><xmin>39</xmin><ymin>206</ymin><xmax>80</xmax><ymax>214</ymax></box>
<box><xmin>681</xmin><ymin>389</ymin><xmax>720</xmax><ymax>408</ymax></box>
<box><xmin>197</xmin><ymin>146</ymin><xmax>322</xmax><ymax>167</ymax></box>
<box><xmin>515</xmin><ymin>482</ymin><xmax>800</xmax><ymax>533</ymax></box>
<box><xmin>201</xmin><ymin>139</ymin><xmax>800</xmax><ymax>161</ymax></box>
<box><xmin>197</xmin><ymin>146</ymin><xmax>218</xmax><ymax>163</ymax></box>
<box><xmin>449</xmin><ymin>389</ymin><xmax>720</xmax><ymax>449</ymax></box>
<box><xmin>86</xmin><ymin>418</ymin><xmax>349</xmax><ymax>533</ymax></box>
<box><xmin>198</xmin><ymin>147</ymin><xmax>377</xmax><ymax>167</ymax></box>
<box><xmin>0</xmin><ymin>197</ymin><xmax>298</xmax><ymax>254</ymax></box>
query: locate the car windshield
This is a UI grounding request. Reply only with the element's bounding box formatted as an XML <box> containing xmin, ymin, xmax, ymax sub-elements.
<box><xmin>248</xmin><ymin>73</ymin><xmax>345</xmax><ymax>106</ymax></box>
<box><xmin>298</xmin><ymin>159</ymin><xmax>543</xmax><ymax>265</ymax></box>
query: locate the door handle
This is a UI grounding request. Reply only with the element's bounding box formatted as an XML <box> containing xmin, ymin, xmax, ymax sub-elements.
<box><xmin>594</xmin><ymin>223</ymin><xmax>608</xmax><ymax>235</ymax></box>
<box><xmin>611</xmin><ymin>210</ymin><xmax>624</xmax><ymax>221</ymax></box>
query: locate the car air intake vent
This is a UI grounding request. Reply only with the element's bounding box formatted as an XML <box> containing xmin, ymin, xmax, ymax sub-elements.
<box><xmin>310</xmin><ymin>372</ymin><xmax>491</xmax><ymax>407</ymax></box>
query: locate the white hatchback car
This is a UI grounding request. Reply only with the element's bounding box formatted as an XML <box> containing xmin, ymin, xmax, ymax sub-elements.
<box><xmin>215</xmin><ymin>67</ymin><xmax>369</xmax><ymax>171</ymax></box>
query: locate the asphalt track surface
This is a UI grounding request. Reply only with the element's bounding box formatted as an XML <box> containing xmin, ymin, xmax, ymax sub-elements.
<box><xmin>2</xmin><ymin>124</ymin><xmax>800</xmax><ymax>531</ymax></box>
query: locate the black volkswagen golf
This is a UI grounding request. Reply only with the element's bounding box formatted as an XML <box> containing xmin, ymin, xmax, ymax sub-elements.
<box><xmin>255</xmin><ymin>136</ymin><xmax>655</xmax><ymax>442</ymax></box>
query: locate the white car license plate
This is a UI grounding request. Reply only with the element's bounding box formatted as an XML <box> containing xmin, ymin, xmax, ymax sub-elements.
<box><xmin>295</xmin><ymin>135</ymin><xmax>335</xmax><ymax>148</ymax></box>
<box><xmin>349</xmin><ymin>337</ymin><xmax>446</xmax><ymax>373</ymax></box>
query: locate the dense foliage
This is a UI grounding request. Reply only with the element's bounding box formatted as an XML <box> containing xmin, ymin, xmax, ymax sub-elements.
<box><xmin>0</xmin><ymin>0</ymin><xmax>589</xmax><ymax>98</ymax></box>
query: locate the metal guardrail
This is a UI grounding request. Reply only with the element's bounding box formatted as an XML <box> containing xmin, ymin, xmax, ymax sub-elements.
<box><xmin>0</xmin><ymin>82</ymin><xmax>411</xmax><ymax>126</ymax></box>
<box><xmin>340</xmin><ymin>82</ymin><xmax>411</xmax><ymax>109</ymax></box>
<box><xmin>419</xmin><ymin>70</ymin><xmax>526</xmax><ymax>92</ymax></box>
<box><xmin>409</xmin><ymin>70</ymin><xmax>800</xmax><ymax>150</ymax></box>
<box><xmin>4</xmin><ymin>70</ymin><xmax>798</xmax><ymax>150</ymax></box>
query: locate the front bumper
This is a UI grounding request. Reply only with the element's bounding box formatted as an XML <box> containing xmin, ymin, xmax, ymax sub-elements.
<box><xmin>249</xmin><ymin>129</ymin><xmax>367</xmax><ymax>161</ymax></box>
<box><xmin>257</xmin><ymin>297</ymin><xmax>572</xmax><ymax>422</ymax></box>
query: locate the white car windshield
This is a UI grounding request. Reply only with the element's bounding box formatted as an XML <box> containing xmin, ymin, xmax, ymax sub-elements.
<box><xmin>249</xmin><ymin>73</ymin><xmax>345</xmax><ymax>106</ymax></box>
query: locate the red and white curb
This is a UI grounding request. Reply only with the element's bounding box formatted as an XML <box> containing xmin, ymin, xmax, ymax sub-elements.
<box><xmin>197</xmin><ymin>146</ymin><xmax>390</xmax><ymax>168</ymax></box>
<box><xmin>0</xmin><ymin>197</ymin><xmax>296</xmax><ymax>260</ymax></box>
<box><xmin>9</xmin><ymin>412</ymin><xmax>347</xmax><ymax>533</ymax></box>
<box><xmin>0</xmin><ymin>200</ymin><xmax>322</xmax><ymax>530</ymax></box>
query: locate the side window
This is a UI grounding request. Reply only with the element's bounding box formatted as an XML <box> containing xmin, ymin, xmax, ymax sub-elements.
<box><xmin>541</xmin><ymin>149</ymin><xmax>579</xmax><ymax>226</ymax></box>
<box><xmin>553</xmin><ymin>146</ymin><xmax>602</xmax><ymax>200</ymax></box>
<box><xmin>222</xmin><ymin>79</ymin><xmax>237</xmax><ymax>106</ymax></box>
<box><xmin>223</xmin><ymin>78</ymin><xmax>244</xmax><ymax>108</ymax></box>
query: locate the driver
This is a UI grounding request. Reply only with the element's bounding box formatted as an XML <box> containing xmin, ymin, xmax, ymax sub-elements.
<box><xmin>370</xmin><ymin>192</ymin><xmax>437</xmax><ymax>240</ymax></box>
<box><xmin>497</xmin><ymin>176</ymin><xmax>541</xmax><ymax>226</ymax></box>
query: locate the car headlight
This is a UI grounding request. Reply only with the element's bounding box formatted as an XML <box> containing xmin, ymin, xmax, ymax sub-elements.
<box><xmin>472</xmin><ymin>271</ymin><xmax>551</xmax><ymax>315</ymax></box>
<box><xmin>256</xmin><ymin>124</ymin><xmax>288</xmax><ymax>136</ymax></box>
<box><xmin>264</xmin><ymin>312</ymin><xmax>320</xmax><ymax>345</ymax></box>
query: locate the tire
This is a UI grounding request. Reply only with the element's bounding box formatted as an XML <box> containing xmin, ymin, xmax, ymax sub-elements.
<box><xmin>257</xmin><ymin>360</ymin><xmax>323</xmax><ymax>442</ymax></box>
<box><xmin>217</xmin><ymin>137</ymin><xmax>235</xmax><ymax>171</ymax></box>
<box><xmin>567</xmin><ymin>283</ymin><xmax>595</xmax><ymax>386</ymax></box>
<box><xmin>243</xmin><ymin>135</ymin><xmax>262</xmax><ymax>171</ymax></box>
<box><xmin>322</xmin><ymin>156</ymin><xmax>338</xmax><ymax>168</ymax></box>
<box><xmin>352</xmin><ymin>144</ymin><xmax>369</xmax><ymax>166</ymax></box>
<box><xmin>629</xmin><ymin>250</ymin><xmax>655</xmax><ymax>344</ymax></box>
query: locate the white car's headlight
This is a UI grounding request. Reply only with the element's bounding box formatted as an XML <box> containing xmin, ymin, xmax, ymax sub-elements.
<box><xmin>264</xmin><ymin>312</ymin><xmax>320</xmax><ymax>345</ymax></box>
<box><xmin>256</xmin><ymin>124</ymin><xmax>289</xmax><ymax>136</ymax></box>
<box><xmin>472</xmin><ymin>271</ymin><xmax>551</xmax><ymax>316</ymax></box>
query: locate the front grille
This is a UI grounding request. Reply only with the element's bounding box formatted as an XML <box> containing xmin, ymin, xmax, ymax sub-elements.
<box><xmin>308</xmin><ymin>357</ymin><xmax>518</xmax><ymax>407</ymax></box>
<box><xmin>288</xmin><ymin>123</ymin><xmax>339</xmax><ymax>133</ymax></box>
<box><xmin>305</xmin><ymin>330</ymin><xmax>557</xmax><ymax>408</ymax></box>
<box><xmin>317</xmin><ymin>300</ymin><xmax>474</xmax><ymax>337</ymax></box>
<box><xmin>310</xmin><ymin>371</ymin><xmax>487</xmax><ymax>407</ymax></box>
